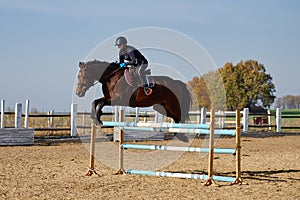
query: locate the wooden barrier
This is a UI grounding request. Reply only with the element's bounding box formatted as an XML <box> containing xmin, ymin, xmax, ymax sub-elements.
<box><xmin>0</xmin><ymin>101</ymin><xmax>34</xmax><ymax>146</ymax></box>
<box><xmin>0</xmin><ymin>128</ymin><xmax>34</xmax><ymax>146</ymax></box>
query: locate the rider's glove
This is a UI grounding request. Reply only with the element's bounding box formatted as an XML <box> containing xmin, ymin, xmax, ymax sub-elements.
<box><xmin>120</xmin><ymin>63</ymin><xmax>126</xmax><ymax>68</ymax></box>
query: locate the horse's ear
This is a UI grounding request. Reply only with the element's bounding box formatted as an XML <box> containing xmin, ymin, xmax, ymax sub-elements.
<box><xmin>79</xmin><ymin>61</ymin><xmax>85</xmax><ymax>68</ymax></box>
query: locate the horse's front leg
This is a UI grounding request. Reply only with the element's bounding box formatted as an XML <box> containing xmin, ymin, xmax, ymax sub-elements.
<box><xmin>91</xmin><ymin>98</ymin><xmax>102</xmax><ymax>122</ymax></box>
<box><xmin>91</xmin><ymin>97</ymin><xmax>110</xmax><ymax>125</ymax></box>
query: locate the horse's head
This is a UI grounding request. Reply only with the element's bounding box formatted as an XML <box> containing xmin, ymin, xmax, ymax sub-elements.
<box><xmin>76</xmin><ymin>60</ymin><xmax>123</xmax><ymax>97</ymax></box>
<box><xmin>76</xmin><ymin>61</ymin><xmax>96</xmax><ymax>97</ymax></box>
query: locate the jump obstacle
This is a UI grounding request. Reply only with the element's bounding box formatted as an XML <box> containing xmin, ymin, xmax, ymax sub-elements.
<box><xmin>86</xmin><ymin>109</ymin><xmax>243</xmax><ymax>186</ymax></box>
<box><xmin>0</xmin><ymin>100</ymin><xmax>34</xmax><ymax>146</ymax></box>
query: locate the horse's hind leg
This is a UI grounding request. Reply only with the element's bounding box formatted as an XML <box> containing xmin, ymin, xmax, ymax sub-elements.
<box><xmin>166</xmin><ymin>106</ymin><xmax>188</xmax><ymax>142</ymax></box>
<box><xmin>163</xmin><ymin>101</ymin><xmax>189</xmax><ymax>142</ymax></box>
<box><xmin>153</xmin><ymin>104</ymin><xmax>187</xmax><ymax>142</ymax></box>
<box><xmin>164</xmin><ymin>98</ymin><xmax>182</xmax><ymax>123</ymax></box>
<box><xmin>153</xmin><ymin>104</ymin><xmax>167</xmax><ymax>116</ymax></box>
<box><xmin>153</xmin><ymin>104</ymin><xmax>180</xmax><ymax>123</ymax></box>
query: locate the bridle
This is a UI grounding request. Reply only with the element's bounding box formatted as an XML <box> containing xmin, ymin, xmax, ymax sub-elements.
<box><xmin>78</xmin><ymin>62</ymin><xmax>124</xmax><ymax>90</ymax></box>
<box><xmin>77</xmin><ymin>67</ymin><xmax>97</xmax><ymax>91</ymax></box>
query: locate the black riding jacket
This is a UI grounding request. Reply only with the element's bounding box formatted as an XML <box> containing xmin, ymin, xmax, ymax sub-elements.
<box><xmin>119</xmin><ymin>45</ymin><xmax>148</xmax><ymax>66</ymax></box>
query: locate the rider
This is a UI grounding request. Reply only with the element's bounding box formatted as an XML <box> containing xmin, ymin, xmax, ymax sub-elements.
<box><xmin>115</xmin><ymin>36</ymin><xmax>153</xmax><ymax>95</ymax></box>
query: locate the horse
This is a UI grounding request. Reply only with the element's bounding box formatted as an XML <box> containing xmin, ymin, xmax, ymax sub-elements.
<box><xmin>76</xmin><ymin>60</ymin><xmax>191</xmax><ymax>125</ymax></box>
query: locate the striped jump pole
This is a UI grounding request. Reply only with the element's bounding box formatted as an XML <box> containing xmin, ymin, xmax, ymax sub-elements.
<box><xmin>121</xmin><ymin>144</ymin><xmax>236</xmax><ymax>154</ymax></box>
<box><xmin>120</xmin><ymin>126</ymin><xmax>235</xmax><ymax>135</ymax></box>
<box><xmin>125</xmin><ymin>169</ymin><xmax>236</xmax><ymax>182</ymax></box>
<box><xmin>102</xmin><ymin>121</ymin><xmax>210</xmax><ymax>130</ymax></box>
<box><xmin>102</xmin><ymin>120</ymin><xmax>236</xmax><ymax>136</ymax></box>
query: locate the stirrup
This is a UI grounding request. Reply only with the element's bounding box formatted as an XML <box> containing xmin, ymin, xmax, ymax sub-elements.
<box><xmin>144</xmin><ymin>86</ymin><xmax>153</xmax><ymax>95</ymax></box>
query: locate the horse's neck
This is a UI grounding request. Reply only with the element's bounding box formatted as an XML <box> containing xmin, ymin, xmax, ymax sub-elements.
<box><xmin>90</xmin><ymin>65</ymin><xmax>104</xmax><ymax>82</ymax></box>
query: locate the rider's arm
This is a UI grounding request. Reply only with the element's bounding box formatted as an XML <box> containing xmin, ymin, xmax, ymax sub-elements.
<box><xmin>125</xmin><ymin>49</ymin><xmax>139</xmax><ymax>66</ymax></box>
<box><xmin>119</xmin><ymin>54</ymin><xmax>125</xmax><ymax>63</ymax></box>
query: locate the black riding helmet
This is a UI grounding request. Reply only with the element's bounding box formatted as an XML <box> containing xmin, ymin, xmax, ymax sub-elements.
<box><xmin>115</xmin><ymin>36</ymin><xmax>127</xmax><ymax>46</ymax></box>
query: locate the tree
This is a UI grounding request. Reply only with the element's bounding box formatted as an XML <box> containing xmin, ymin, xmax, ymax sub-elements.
<box><xmin>221</xmin><ymin>60</ymin><xmax>276</xmax><ymax>110</ymax></box>
<box><xmin>188</xmin><ymin>76</ymin><xmax>210</xmax><ymax>109</ymax></box>
<box><xmin>188</xmin><ymin>70</ymin><xmax>226</xmax><ymax>110</ymax></box>
<box><xmin>275</xmin><ymin>95</ymin><xmax>300</xmax><ymax>109</ymax></box>
<box><xmin>189</xmin><ymin>60</ymin><xmax>276</xmax><ymax>111</ymax></box>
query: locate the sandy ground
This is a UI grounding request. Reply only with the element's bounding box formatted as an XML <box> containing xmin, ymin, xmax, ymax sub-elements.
<box><xmin>0</xmin><ymin>135</ymin><xmax>299</xmax><ymax>200</ymax></box>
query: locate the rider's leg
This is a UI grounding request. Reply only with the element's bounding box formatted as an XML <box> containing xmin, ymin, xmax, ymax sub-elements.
<box><xmin>136</xmin><ymin>64</ymin><xmax>153</xmax><ymax>95</ymax></box>
<box><xmin>136</xmin><ymin>64</ymin><xmax>149</xmax><ymax>87</ymax></box>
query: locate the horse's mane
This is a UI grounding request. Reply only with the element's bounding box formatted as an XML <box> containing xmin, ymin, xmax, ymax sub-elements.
<box><xmin>85</xmin><ymin>60</ymin><xmax>122</xmax><ymax>83</ymax></box>
<box><xmin>85</xmin><ymin>60</ymin><xmax>109</xmax><ymax>66</ymax></box>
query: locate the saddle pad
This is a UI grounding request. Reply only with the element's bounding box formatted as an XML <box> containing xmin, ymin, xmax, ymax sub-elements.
<box><xmin>124</xmin><ymin>69</ymin><xmax>136</xmax><ymax>87</ymax></box>
<box><xmin>124</xmin><ymin>68</ymin><xmax>155</xmax><ymax>87</ymax></box>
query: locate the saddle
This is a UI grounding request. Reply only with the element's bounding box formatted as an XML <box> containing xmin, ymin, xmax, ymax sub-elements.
<box><xmin>124</xmin><ymin>68</ymin><xmax>155</xmax><ymax>88</ymax></box>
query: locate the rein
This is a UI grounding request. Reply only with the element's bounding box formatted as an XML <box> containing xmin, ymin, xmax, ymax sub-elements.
<box><xmin>99</xmin><ymin>66</ymin><xmax>125</xmax><ymax>83</ymax></box>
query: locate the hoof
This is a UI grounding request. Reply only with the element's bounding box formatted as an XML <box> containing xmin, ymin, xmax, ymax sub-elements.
<box><xmin>96</xmin><ymin>120</ymin><xmax>103</xmax><ymax>126</ymax></box>
<box><xmin>144</xmin><ymin>87</ymin><xmax>153</xmax><ymax>95</ymax></box>
<box><xmin>92</xmin><ymin>118</ymin><xmax>103</xmax><ymax>126</ymax></box>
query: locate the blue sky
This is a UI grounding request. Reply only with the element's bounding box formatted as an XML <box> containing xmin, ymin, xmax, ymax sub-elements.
<box><xmin>0</xmin><ymin>0</ymin><xmax>299</xmax><ymax>111</ymax></box>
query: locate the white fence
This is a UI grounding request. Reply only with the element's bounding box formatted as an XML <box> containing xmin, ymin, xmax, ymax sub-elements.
<box><xmin>0</xmin><ymin>100</ymin><xmax>297</xmax><ymax>136</ymax></box>
<box><xmin>0</xmin><ymin>100</ymin><xmax>77</xmax><ymax>136</ymax></box>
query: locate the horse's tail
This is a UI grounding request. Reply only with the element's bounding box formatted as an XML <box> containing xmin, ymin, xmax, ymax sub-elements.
<box><xmin>175</xmin><ymin>80</ymin><xmax>191</xmax><ymax>123</ymax></box>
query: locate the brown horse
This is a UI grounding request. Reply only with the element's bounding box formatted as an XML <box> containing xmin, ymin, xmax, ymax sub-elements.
<box><xmin>76</xmin><ymin>60</ymin><xmax>191</xmax><ymax>125</ymax></box>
